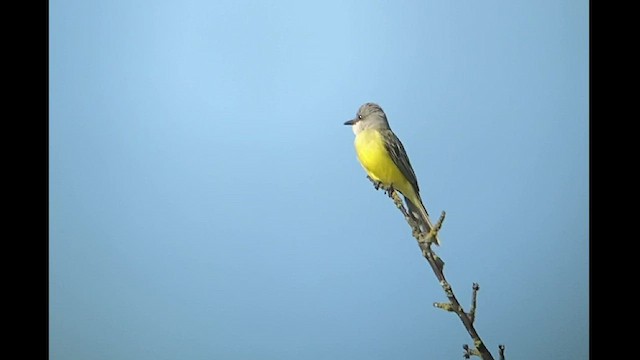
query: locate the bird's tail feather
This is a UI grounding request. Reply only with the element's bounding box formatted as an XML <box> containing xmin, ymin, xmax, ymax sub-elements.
<box><xmin>405</xmin><ymin>197</ymin><xmax>441</xmax><ymax>246</ymax></box>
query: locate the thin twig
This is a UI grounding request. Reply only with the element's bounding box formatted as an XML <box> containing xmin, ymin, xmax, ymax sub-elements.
<box><xmin>369</xmin><ymin>178</ymin><xmax>498</xmax><ymax>360</ymax></box>
<box><xmin>498</xmin><ymin>345</ymin><xmax>506</xmax><ymax>360</ymax></box>
<box><xmin>469</xmin><ymin>283</ymin><xmax>480</xmax><ymax>324</ymax></box>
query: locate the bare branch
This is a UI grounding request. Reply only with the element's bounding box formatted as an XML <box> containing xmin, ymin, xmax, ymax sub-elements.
<box><xmin>367</xmin><ymin>177</ymin><xmax>500</xmax><ymax>360</ymax></box>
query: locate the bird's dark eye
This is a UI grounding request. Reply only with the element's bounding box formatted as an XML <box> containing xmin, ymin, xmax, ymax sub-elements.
<box><xmin>358</xmin><ymin>115</ymin><xmax>363</xmax><ymax>119</ymax></box>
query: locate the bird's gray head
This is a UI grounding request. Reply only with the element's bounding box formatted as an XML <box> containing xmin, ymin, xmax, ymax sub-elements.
<box><xmin>344</xmin><ymin>102</ymin><xmax>390</xmax><ymax>135</ymax></box>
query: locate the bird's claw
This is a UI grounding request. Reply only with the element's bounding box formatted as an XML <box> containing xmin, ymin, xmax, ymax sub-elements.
<box><xmin>384</xmin><ymin>185</ymin><xmax>396</xmax><ymax>198</ymax></box>
<box><xmin>367</xmin><ymin>176</ymin><xmax>384</xmax><ymax>191</ymax></box>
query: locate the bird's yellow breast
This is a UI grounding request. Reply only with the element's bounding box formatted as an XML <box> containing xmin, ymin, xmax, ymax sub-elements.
<box><xmin>354</xmin><ymin>129</ymin><xmax>410</xmax><ymax>192</ymax></box>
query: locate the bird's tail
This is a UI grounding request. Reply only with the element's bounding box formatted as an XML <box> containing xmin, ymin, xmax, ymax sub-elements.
<box><xmin>405</xmin><ymin>196</ymin><xmax>441</xmax><ymax>246</ymax></box>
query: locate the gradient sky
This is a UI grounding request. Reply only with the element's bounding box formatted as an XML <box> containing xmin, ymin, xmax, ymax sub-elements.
<box><xmin>50</xmin><ymin>0</ymin><xmax>589</xmax><ymax>359</ymax></box>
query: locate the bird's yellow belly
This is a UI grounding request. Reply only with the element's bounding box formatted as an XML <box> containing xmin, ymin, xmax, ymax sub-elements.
<box><xmin>354</xmin><ymin>130</ymin><xmax>409</xmax><ymax>190</ymax></box>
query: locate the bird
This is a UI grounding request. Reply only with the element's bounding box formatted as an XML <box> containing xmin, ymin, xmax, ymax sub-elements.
<box><xmin>344</xmin><ymin>102</ymin><xmax>441</xmax><ymax>245</ymax></box>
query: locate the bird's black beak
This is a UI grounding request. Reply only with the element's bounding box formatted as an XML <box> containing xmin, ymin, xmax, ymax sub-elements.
<box><xmin>344</xmin><ymin>118</ymin><xmax>357</xmax><ymax>126</ymax></box>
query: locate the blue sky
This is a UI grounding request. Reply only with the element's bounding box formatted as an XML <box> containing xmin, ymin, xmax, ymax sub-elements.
<box><xmin>50</xmin><ymin>0</ymin><xmax>588</xmax><ymax>359</ymax></box>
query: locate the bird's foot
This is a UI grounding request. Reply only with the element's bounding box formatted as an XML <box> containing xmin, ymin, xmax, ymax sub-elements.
<box><xmin>366</xmin><ymin>176</ymin><xmax>384</xmax><ymax>191</ymax></box>
<box><xmin>384</xmin><ymin>184</ymin><xmax>396</xmax><ymax>198</ymax></box>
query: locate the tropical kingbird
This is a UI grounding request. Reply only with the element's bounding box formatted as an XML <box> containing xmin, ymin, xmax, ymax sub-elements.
<box><xmin>344</xmin><ymin>103</ymin><xmax>441</xmax><ymax>245</ymax></box>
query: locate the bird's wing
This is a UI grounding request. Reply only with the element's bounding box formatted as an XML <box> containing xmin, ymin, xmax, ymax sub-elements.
<box><xmin>381</xmin><ymin>129</ymin><xmax>420</xmax><ymax>193</ymax></box>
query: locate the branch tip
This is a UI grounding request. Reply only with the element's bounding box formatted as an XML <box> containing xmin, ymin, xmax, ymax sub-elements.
<box><xmin>469</xmin><ymin>282</ymin><xmax>480</xmax><ymax>324</ymax></box>
<box><xmin>434</xmin><ymin>210</ymin><xmax>446</xmax><ymax>231</ymax></box>
<box><xmin>498</xmin><ymin>345</ymin><xmax>505</xmax><ymax>360</ymax></box>
<box><xmin>433</xmin><ymin>302</ymin><xmax>455</xmax><ymax>312</ymax></box>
